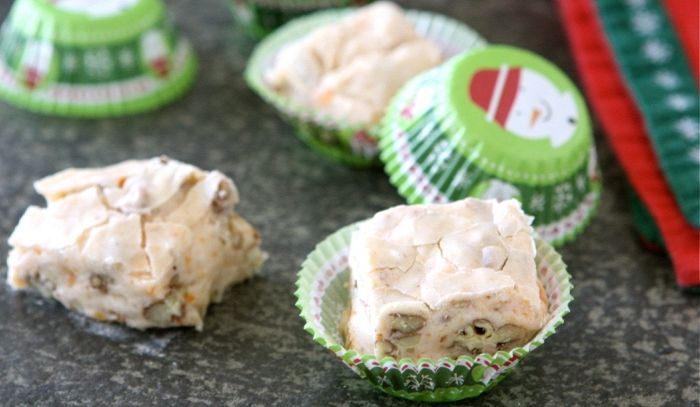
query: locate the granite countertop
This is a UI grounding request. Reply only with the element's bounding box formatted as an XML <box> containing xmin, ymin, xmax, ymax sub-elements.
<box><xmin>0</xmin><ymin>1</ymin><xmax>698</xmax><ymax>406</ymax></box>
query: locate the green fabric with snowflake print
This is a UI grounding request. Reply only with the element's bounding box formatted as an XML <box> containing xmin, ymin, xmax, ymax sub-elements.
<box><xmin>595</xmin><ymin>0</ymin><xmax>700</xmax><ymax>227</ymax></box>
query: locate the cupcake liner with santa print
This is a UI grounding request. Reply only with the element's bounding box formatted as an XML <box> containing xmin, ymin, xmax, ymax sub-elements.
<box><xmin>295</xmin><ymin>221</ymin><xmax>573</xmax><ymax>402</ymax></box>
<box><xmin>228</xmin><ymin>0</ymin><xmax>373</xmax><ymax>40</ymax></box>
<box><xmin>0</xmin><ymin>0</ymin><xmax>196</xmax><ymax>117</ymax></box>
<box><xmin>244</xmin><ymin>7</ymin><xmax>486</xmax><ymax>167</ymax></box>
<box><xmin>379</xmin><ymin>46</ymin><xmax>601</xmax><ymax>246</ymax></box>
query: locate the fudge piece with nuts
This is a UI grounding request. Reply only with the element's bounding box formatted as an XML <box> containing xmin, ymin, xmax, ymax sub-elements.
<box><xmin>6</xmin><ymin>157</ymin><xmax>266</xmax><ymax>330</ymax></box>
<box><xmin>265</xmin><ymin>1</ymin><xmax>442</xmax><ymax>126</ymax></box>
<box><xmin>344</xmin><ymin>198</ymin><xmax>548</xmax><ymax>359</ymax></box>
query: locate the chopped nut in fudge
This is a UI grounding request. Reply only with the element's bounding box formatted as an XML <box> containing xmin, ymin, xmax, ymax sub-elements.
<box><xmin>345</xmin><ymin>198</ymin><xmax>548</xmax><ymax>359</ymax></box>
<box><xmin>265</xmin><ymin>1</ymin><xmax>442</xmax><ymax>126</ymax></box>
<box><xmin>7</xmin><ymin>157</ymin><xmax>266</xmax><ymax>330</ymax></box>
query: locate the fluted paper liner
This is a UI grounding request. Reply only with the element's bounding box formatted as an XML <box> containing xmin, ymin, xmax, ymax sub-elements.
<box><xmin>245</xmin><ymin>7</ymin><xmax>486</xmax><ymax>167</ymax></box>
<box><xmin>295</xmin><ymin>222</ymin><xmax>573</xmax><ymax>402</ymax></box>
<box><xmin>228</xmin><ymin>0</ymin><xmax>373</xmax><ymax>40</ymax></box>
<box><xmin>379</xmin><ymin>63</ymin><xmax>601</xmax><ymax>246</ymax></box>
<box><xmin>0</xmin><ymin>0</ymin><xmax>196</xmax><ymax>117</ymax></box>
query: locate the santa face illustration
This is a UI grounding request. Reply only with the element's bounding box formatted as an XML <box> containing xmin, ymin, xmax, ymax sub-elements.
<box><xmin>470</xmin><ymin>64</ymin><xmax>578</xmax><ymax>148</ymax></box>
<box><xmin>140</xmin><ymin>30</ymin><xmax>171</xmax><ymax>78</ymax></box>
<box><xmin>49</xmin><ymin>0</ymin><xmax>139</xmax><ymax>17</ymax></box>
<box><xmin>19</xmin><ymin>41</ymin><xmax>54</xmax><ymax>90</ymax></box>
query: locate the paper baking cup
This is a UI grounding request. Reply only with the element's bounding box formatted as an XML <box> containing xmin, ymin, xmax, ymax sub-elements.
<box><xmin>245</xmin><ymin>8</ymin><xmax>486</xmax><ymax>167</ymax></box>
<box><xmin>0</xmin><ymin>0</ymin><xmax>196</xmax><ymax>117</ymax></box>
<box><xmin>295</xmin><ymin>222</ymin><xmax>573</xmax><ymax>402</ymax></box>
<box><xmin>228</xmin><ymin>0</ymin><xmax>373</xmax><ymax>40</ymax></box>
<box><xmin>379</xmin><ymin>47</ymin><xmax>601</xmax><ymax>245</ymax></box>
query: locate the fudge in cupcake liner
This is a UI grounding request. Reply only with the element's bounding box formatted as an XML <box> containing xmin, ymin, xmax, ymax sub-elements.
<box><xmin>0</xmin><ymin>0</ymin><xmax>197</xmax><ymax>117</ymax></box>
<box><xmin>345</xmin><ymin>199</ymin><xmax>549</xmax><ymax>361</ymax></box>
<box><xmin>295</xmin><ymin>210</ymin><xmax>572</xmax><ymax>401</ymax></box>
<box><xmin>245</xmin><ymin>2</ymin><xmax>486</xmax><ymax>167</ymax></box>
<box><xmin>379</xmin><ymin>46</ymin><xmax>601</xmax><ymax>245</ymax></box>
<box><xmin>229</xmin><ymin>0</ymin><xmax>373</xmax><ymax>40</ymax></box>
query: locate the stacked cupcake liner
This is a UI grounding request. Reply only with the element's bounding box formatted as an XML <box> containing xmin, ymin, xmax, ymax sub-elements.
<box><xmin>245</xmin><ymin>7</ymin><xmax>486</xmax><ymax>167</ymax></box>
<box><xmin>0</xmin><ymin>0</ymin><xmax>196</xmax><ymax>117</ymax></box>
<box><xmin>379</xmin><ymin>63</ymin><xmax>601</xmax><ymax>246</ymax></box>
<box><xmin>295</xmin><ymin>222</ymin><xmax>573</xmax><ymax>402</ymax></box>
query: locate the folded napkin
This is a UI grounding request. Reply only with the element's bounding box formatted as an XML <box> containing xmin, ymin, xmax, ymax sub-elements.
<box><xmin>557</xmin><ymin>0</ymin><xmax>699</xmax><ymax>288</ymax></box>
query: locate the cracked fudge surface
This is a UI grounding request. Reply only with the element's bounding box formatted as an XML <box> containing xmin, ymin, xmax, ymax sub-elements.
<box><xmin>345</xmin><ymin>198</ymin><xmax>548</xmax><ymax>359</ymax></box>
<box><xmin>6</xmin><ymin>157</ymin><xmax>266</xmax><ymax>330</ymax></box>
<box><xmin>265</xmin><ymin>1</ymin><xmax>442</xmax><ymax>126</ymax></box>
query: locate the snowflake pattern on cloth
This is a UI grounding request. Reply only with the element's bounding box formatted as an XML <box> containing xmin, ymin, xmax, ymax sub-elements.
<box><xmin>594</xmin><ymin>0</ymin><xmax>700</xmax><ymax>227</ymax></box>
<box><xmin>632</xmin><ymin>10</ymin><xmax>660</xmax><ymax>35</ymax></box>
<box><xmin>689</xmin><ymin>147</ymin><xmax>700</xmax><ymax>164</ymax></box>
<box><xmin>653</xmin><ymin>70</ymin><xmax>681</xmax><ymax>89</ymax></box>
<box><xmin>675</xmin><ymin>117</ymin><xmax>699</xmax><ymax>141</ymax></box>
<box><xmin>642</xmin><ymin>39</ymin><xmax>672</xmax><ymax>63</ymax></box>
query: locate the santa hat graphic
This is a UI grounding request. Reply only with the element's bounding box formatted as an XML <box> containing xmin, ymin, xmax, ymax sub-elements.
<box><xmin>469</xmin><ymin>64</ymin><xmax>521</xmax><ymax>126</ymax></box>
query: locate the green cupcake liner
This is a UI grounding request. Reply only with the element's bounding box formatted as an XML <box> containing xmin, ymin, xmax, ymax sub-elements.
<box><xmin>228</xmin><ymin>0</ymin><xmax>373</xmax><ymax>40</ymax></box>
<box><xmin>245</xmin><ymin>7</ymin><xmax>486</xmax><ymax>167</ymax></box>
<box><xmin>295</xmin><ymin>221</ymin><xmax>573</xmax><ymax>402</ymax></box>
<box><xmin>0</xmin><ymin>0</ymin><xmax>197</xmax><ymax>117</ymax></box>
<box><xmin>379</xmin><ymin>52</ymin><xmax>601</xmax><ymax>246</ymax></box>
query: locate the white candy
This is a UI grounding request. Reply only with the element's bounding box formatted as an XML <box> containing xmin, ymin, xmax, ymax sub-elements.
<box><xmin>265</xmin><ymin>1</ymin><xmax>442</xmax><ymax>126</ymax></box>
<box><xmin>7</xmin><ymin>157</ymin><xmax>266</xmax><ymax>330</ymax></box>
<box><xmin>345</xmin><ymin>198</ymin><xmax>548</xmax><ymax>359</ymax></box>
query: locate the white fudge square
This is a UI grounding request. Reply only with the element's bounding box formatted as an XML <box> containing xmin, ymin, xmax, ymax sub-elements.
<box><xmin>265</xmin><ymin>1</ymin><xmax>442</xmax><ymax>126</ymax></box>
<box><xmin>7</xmin><ymin>157</ymin><xmax>266</xmax><ymax>330</ymax></box>
<box><xmin>345</xmin><ymin>198</ymin><xmax>548</xmax><ymax>359</ymax></box>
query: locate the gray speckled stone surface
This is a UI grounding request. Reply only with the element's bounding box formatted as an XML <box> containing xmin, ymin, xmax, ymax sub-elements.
<box><xmin>0</xmin><ymin>1</ymin><xmax>698</xmax><ymax>406</ymax></box>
